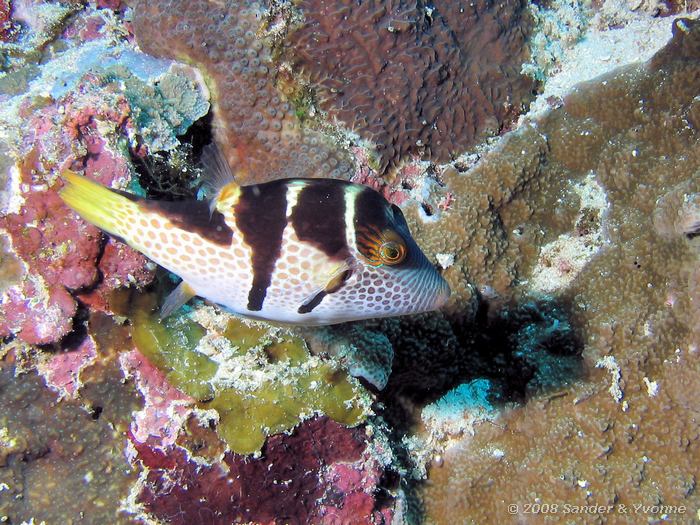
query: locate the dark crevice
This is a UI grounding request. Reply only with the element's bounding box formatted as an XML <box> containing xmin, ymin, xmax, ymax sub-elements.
<box><xmin>129</xmin><ymin>112</ymin><xmax>214</xmax><ymax>201</ymax></box>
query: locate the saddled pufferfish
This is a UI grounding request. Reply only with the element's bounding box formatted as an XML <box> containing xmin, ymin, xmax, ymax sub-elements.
<box><xmin>60</xmin><ymin>145</ymin><xmax>451</xmax><ymax>325</ymax></box>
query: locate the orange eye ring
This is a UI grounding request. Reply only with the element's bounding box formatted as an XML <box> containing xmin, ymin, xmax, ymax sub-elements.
<box><xmin>379</xmin><ymin>241</ymin><xmax>406</xmax><ymax>265</ymax></box>
<box><xmin>356</xmin><ymin>226</ymin><xmax>407</xmax><ymax>266</ymax></box>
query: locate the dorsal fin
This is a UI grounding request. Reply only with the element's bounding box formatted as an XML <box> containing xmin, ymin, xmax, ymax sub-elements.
<box><xmin>199</xmin><ymin>142</ymin><xmax>237</xmax><ymax>213</ymax></box>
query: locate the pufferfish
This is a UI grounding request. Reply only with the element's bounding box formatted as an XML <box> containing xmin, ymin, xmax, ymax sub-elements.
<box><xmin>59</xmin><ymin>145</ymin><xmax>450</xmax><ymax>325</ymax></box>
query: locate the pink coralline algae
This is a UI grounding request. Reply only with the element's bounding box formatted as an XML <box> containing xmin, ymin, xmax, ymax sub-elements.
<box><xmin>0</xmin><ymin>6</ymin><xmax>209</xmax><ymax>342</ymax></box>
<box><xmin>319</xmin><ymin>461</ymin><xmax>393</xmax><ymax>524</ymax></box>
<box><xmin>121</xmin><ymin>349</ymin><xmax>193</xmax><ymax>449</ymax></box>
<box><xmin>348</xmin><ymin>146</ymin><xmax>441</xmax><ymax>208</ymax></box>
<box><xmin>0</xmin><ymin>271</ymin><xmax>77</xmax><ymax>345</ymax></box>
<box><xmin>0</xmin><ymin>131</ymin><xmax>148</xmax><ymax>343</ymax></box>
<box><xmin>0</xmin><ymin>0</ymin><xmax>18</xmax><ymax>42</ymax></box>
<box><xmin>77</xmin><ymin>240</ymin><xmax>154</xmax><ymax>313</ymax></box>
<box><xmin>95</xmin><ymin>0</ymin><xmax>125</xmax><ymax>12</ymax></box>
<box><xmin>0</xmin><ymin>149</ymin><xmax>98</xmax><ymax>344</ymax></box>
<box><xmin>131</xmin><ymin>417</ymin><xmax>393</xmax><ymax>525</ymax></box>
<box><xmin>36</xmin><ymin>334</ymin><xmax>97</xmax><ymax>399</ymax></box>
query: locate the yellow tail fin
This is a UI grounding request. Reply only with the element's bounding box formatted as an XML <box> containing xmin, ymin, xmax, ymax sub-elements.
<box><xmin>60</xmin><ymin>170</ymin><xmax>137</xmax><ymax>239</ymax></box>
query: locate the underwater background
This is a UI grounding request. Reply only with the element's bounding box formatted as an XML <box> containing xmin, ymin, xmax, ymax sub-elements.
<box><xmin>1</xmin><ymin>0</ymin><xmax>699</xmax><ymax>523</ymax></box>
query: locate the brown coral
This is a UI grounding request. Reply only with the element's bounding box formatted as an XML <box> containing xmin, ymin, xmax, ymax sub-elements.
<box><xmin>289</xmin><ymin>0</ymin><xmax>537</xmax><ymax>172</ymax></box>
<box><xmin>132</xmin><ymin>0</ymin><xmax>354</xmax><ymax>184</ymax></box>
<box><xmin>0</xmin><ymin>341</ymin><xmax>141</xmax><ymax>524</ymax></box>
<box><xmin>420</xmin><ymin>17</ymin><xmax>700</xmax><ymax>523</ymax></box>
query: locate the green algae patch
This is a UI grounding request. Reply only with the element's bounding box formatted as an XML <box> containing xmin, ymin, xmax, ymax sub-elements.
<box><xmin>209</xmin><ymin>341</ymin><xmax>367</xmax><ymax>454</ymax></box>
<box><xmin>130</xmin><ymin>305</ymin><xmax>371</xmax><ymax>455</ymax></box>
<box><xmin>131</xmin><ymin>308</ymin><xmax>217</xmax><ymax>401</ymax></box>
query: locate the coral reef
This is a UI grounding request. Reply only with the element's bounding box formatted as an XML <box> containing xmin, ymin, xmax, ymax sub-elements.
<box><xmin>129</xmin><ymin>301</ymin><xmax>372</xmax><ymax>454</ymax></box>
<box><xmin>130</xmin><ymin>416</ymin><xmax>394</xmax><ymax>525</ymax></box>
<box><xmin>420</xmin><ymin>16</ymin><xmax>700</xmax><ymax>523</ymax></box>
<box><xmin>289</xmin><ymin>0</ymin><xmax>537</xmax><ymax>171</ymax></box>
<box><xmin>0</xmin><ymin>335</ymin><xmax>141</xmax><ymax>524</ymax></box>
<box><xmin>132</xmin><ymin>0</ymin><xmax>354</xmax><ymax>184</ymax></box>
<box><xmin>0</xmin><ymin>5</ymin><xmax>209</xmax><ymax>344</ymax></box>
<box><xmin>2</xmin><ymin>1</ymin><xmax>699</xmax><ymax>523</ymax></box>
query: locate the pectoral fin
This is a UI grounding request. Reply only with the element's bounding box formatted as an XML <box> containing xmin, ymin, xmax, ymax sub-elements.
<box><xmin>160</xmin><ymin>281</ymin><xmax>196</xmax><ymax>319</ymax></box>
<box><xmin>298</xmin><ymin>259</ymin><xmax>354</xmax><ymax>315</ymax></box>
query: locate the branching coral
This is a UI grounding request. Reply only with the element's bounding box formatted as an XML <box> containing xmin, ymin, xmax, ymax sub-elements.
<box><xmin>289</xmin><ymin>0</ymin><xmax>537</xmax><ymax>172</ymax></box>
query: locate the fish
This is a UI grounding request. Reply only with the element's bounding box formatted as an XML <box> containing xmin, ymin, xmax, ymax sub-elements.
<box><xmin>59</xmin><ymin>145</ymin><xmax>450</xmax><ymax>325</ymax></box>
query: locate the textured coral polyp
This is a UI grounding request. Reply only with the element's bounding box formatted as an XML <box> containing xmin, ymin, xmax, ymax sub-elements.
<box><xmin>290</xmin><ymin>0</ymin><xmax>537</xmax><ymax>171</ymax></box>
<box><xmin>421</xmin><ymin>18</ymin><xmax>700</xmax><ymax>523</ymax></box>
<box><xmin>133</xmin><ymin>0</ymin><xmax>353</xmax><ymax>184</ymax></box>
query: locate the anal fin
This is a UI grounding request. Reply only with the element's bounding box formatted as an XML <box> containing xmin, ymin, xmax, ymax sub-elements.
<box><xmin>160</xmin><ymin>281</ymin><xmax>196</xmax><ymax>319</ymax></box>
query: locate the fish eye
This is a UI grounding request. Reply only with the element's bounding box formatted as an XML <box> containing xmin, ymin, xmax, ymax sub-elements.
<box><xmin>379</xmin><ymin>241</ymin><xmax>406</xmax><ymax>265</ymax></box>
<box><xmin>356</xmin><ymin>226</ymin><xmax>407</xmax><ymax>266</ymax></box>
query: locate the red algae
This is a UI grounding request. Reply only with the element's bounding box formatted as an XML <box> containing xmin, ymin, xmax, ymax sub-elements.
<box><xmin>120</xmin><ymin>348</ymin><xmax>193</xmax><ymax>448</ymax></box>
<box><xmin>36</xmin><ymin>334</ymin><xmax>98</xmax><ymax>399</ymax></box>
<box><xmin>131</xmin><ymin>417</ymin><xmax>392</xmax><ymax>525</ymax></box>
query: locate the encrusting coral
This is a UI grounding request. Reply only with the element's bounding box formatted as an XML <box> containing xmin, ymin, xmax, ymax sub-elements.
<box><xmin>133</xmin><ymin>0</ymin><xmax>538</xmax><ymax>177</ymax></box>
<box><xmin>129</xmin><ymin>297</ymin><xmax>372</xmax><ymax>454</ymax></box>
<box><xmin>132</xmin><ymin>0</ymin><xmax>355</xmax><ymax>184</ymax></box>
<box><xmin>420</xmin><ymin>17</ymin><xmax>700</xmax><ymax>523</ymax></box>
<box><xmin>289</xmin><ymin>0</ymin><xmax>538</xmax><ymax>172</ymax></box>
<box><xmin>0</xmin><ymin>320</ymin><xmax>142</xmax><ymax>524</ymax></box>
<box><xmin>2</xmin><ymin>1</ymin><xmax>699</xmax><ymax>523</ymax></box>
